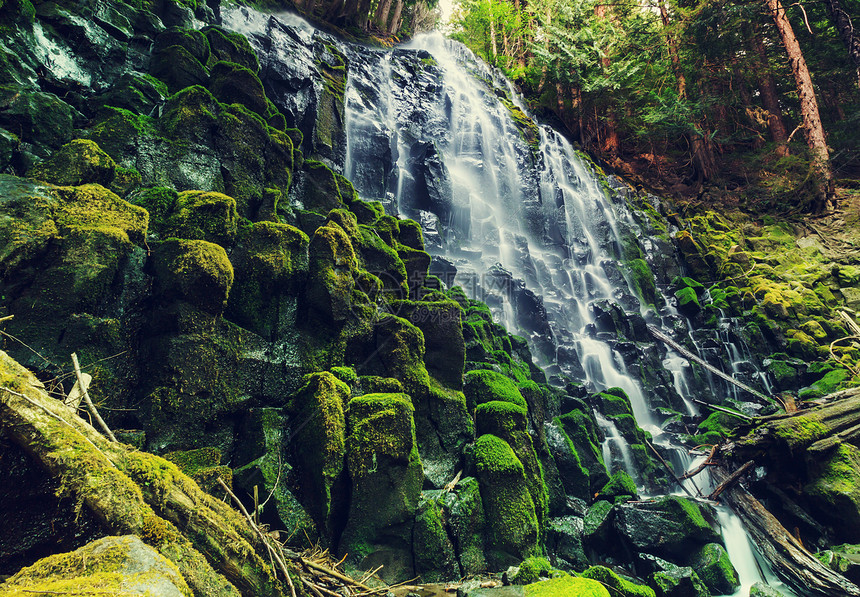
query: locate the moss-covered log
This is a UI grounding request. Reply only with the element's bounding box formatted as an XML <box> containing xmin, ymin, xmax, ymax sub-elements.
<box><xmin>0</xmin><ymin>351</ymin><xmax>283</xmax><ymax>597</ymax></box>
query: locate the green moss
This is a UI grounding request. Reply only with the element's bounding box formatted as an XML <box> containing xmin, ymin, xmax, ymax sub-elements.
<box><xmin>464</xmin><ymin>369</ymin><xmax>528</xmax><ymax>412</ymax></box>
<box><xmin>524</xmin><ymin>575</ymin><xmax>610</xmax><ymax>597</ymax></box>
<box><xmin>556</xmin><ymin>410</ymin><xmax>609</xmax><ymax>494</ymax></box>
<box><xmin>28</xmin><ymin>139</ymin><xmax>116</xmax><ymax>187</ymax></box>
<box><xmin>799</xmin><ymin>369</ymin><xmax>851</xmax><ymax>400</ymax></box>
<box><xmin>581</xmin><ymin>566</ymin><xmax>655</xmax><ymax>597</ymax></box>
<box><xmin>475</xmin><ymin>400</ymin><xmax>528</xmax><ymax>435</ymax></box>
<box><xmin>203</xmin><ymin>26</ymin><xmax>260</xmax><ymax>72</ymax></box>
<box><xmin>1</xmin><ymin>536</ymin><xmax>193</xmax><ymax>597</ymax></box>
<box><xmin>163</xmin><ymin>190</ymin><xmax>238</xmax><ymax>246</ymax></box>
<box><xmin>150</xmin><ymin>44</ymin><xmax>209</xmax><ymax>94</ymax></box>
<box><xmin>152</xmin><ymin>238</ymin><xmax>234</xmax><ymax>315</ymax></box>
<box><xmin>770</xmin><ymin>414</ymin><xmax>829</xmax><ymax>450</ymax></box>
<box><xmin>512</xmin><ymin>556</ymin><xmax>552</xmax><ymax>584</ymax></box>
<box><xmin>690</xmin><ymin>543</ymin><xmax>740</xmax><ymax>595</ymax></box>
<box><xmin>674</xmin><ymin>286</ymin><xmax>701</xmax><ymax>316</ymax></box>
<box><xmin>597</xmin><ymin>470</ymin><xmax>638</xmax><ymax>501</ymax></box>
<box><xmin>208</xmin><ymin>61</ymin><xmax>268</xmax><ymax>116</ymax></box>
<box><xmin>624</xmin><ymin>258</ymin><xmax>658</xmax><ymax>308</ymax></box>
<box><xmin>162</xmin><ymin>448</ymin><xmax>231</xmax><ymax>495</ymax></box>
<box><xmin>473</xmin><ymin>434</ymin><xmax>539</xmax><ymax>567</ymax></box>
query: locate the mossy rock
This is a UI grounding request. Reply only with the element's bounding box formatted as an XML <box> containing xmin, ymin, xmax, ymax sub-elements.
<box><xmin>806</xmin><ymin>443</ymin><xmax>860</xmax><ymax>542</ymax></box>
<box><xmin>231</xmin><ymin>408</ymin><xmax>317</xmax><ymax>545</ymax></box>
<box><xmin>52</xmin><ymin>184</ymin><xmax>148</xmax><ymax>245</ymax></box>
<box><xmin>1</xmin><ymin>535</ymin><xmax>192</xmax><ymax>597</ymax></box>
<box><xmin>674</xmin><ymin>286</ymin><xmax>701</xmax><ymax>317</ymax></box>
<box><xmin>624</xmin><ymin>258</ymin><xmax>658</xmax><ymax>308</ymax></box>
<box><xmin>464</xmin><ymin>369</ymin><xmax>527</xmax><ymax>412</ymax></box>
<box><xmin>390</xmin><ymin>299</ymin><xmax>465</xmax><ymax>389</ymax></box>
<box><xmin>441</xmin><ymin>476</ymin><xmax>487</xmax><ymax>575</ymax></box>
<box><xmin>473</xmin><ymin>433</ymin><xmax>539</xmax><ymax>569</ymax></box>
<box><xmin>546</xmin><ymin>418</ymin><xmax>592</xmax><ymax>501</ymax></box>
<box><xmin>28</xmin><ymin>139</ymin><xmax>116</xmax><ymax>188</ymax></box>
<box><xmin>397</xmin><ymin>218</ymin><xmax>424</xmax><ymax>250</ymax></box>
<box><xmin>372</xmin><ymin>314</ymin><xmax>432</xmax><ymax>398</ymax></box>
<box><xmin>153</xmin><ymin>27</ymin><xmax>210</xmax><ymax>65</ymax></box>
<box><xmin>556</xmin><ymin>410</ymin><xmax>609</xmax><ymax>494</ymax></box>
<box><xmin>524</xmin><ymin>574</ymin><xmax>610</xmax><ymax>596</ymax></box>
<box><xmin>412</xmin><ymin>492</ymin><xmax>459</xmax><ymax>582</ymax></box>
<box><xmin>151</xmin><ymin>239</ymin><xmax>234</xmax><ymax>315</ymax></box>
<box><xmin>159</xmin><ymin>85</ymin><xmax>219</xmax><ymax>145</ymax></box>
<box><xmin>689</xmin><ymin>542</ymin><xmax>739</xmax><ymax>595</ymax></box>
<box><xmin>162</xmin><ymin>447</ymin><xmax>231</xmax><ymax>495</ymax></box>
<box><xmin>340</xmin><ymin>393</ymin><xmax>423</xmax><ymax>581</ymax></box>
<box><xmin>202</xmin><ymin>25</ymin><xmax>260</xmax><ymax>72</ymax></box>
<box><xmin>208</xmin><ymin>61</ymin><xmax>267</xmax><ymax>116</ymax></box>
<box><xmin>511</xmin><ymin>556</ymin><xmax>552</xmax><ymax>584</ymax></box>
<box><xmin>150</xmin><ymin>44</ymin><xmax>209</xmax><ymax>93</ymax></box>
<box><xmin>615</xmin><ymin>496</ymin><xmax>721</xmax><ymax>561</ymax></box>
<box><xmin>798</xmin><ymin>368</ymin><xmax>851</xmax><ymax>400</ymax></box>
<box><xmin>749</xmin><ymin>582</ymin><xmax>789</xmax><ymax>596</ymax></box>
<box><xmin>597</xmin><ymin>470</ymin><xmax>639</xmax><ymax>501</ymax></box>
<box><xmin>0</xmin><ymin>88</ymin><xmax>80</xmax><ymax>154</ymax></box>
<box><xmin>163</xmin><ymin>190</ymin><xmax>238</xmax><ymax>246</ymax></box>
<box><xmin>305</xmin><ymin>222</ymin><xmax>356</xmax><ymax>322</ymax></box>
<box><xmin>288</xmin><ymin>372</ymin><xmax>348</xmax><ymax>538</ymax></box>
<box><xmin>397</xmin><ymin>244</ymin><xmax>431</xmax><ymax>291</ymax></box>
<box><xmin>296</xmin><ymin>161</ymin><xmax>343</xmax><ymax>214</ymax></box>
<box><xmin>650</xmin><ymin>565</ymin><xmax>710</xmax><ymax>597</ymax></box>
<box><xmin>581</xmin><ymin>565</ymin><xmax>655</xmax><ymax>597</ymax></box>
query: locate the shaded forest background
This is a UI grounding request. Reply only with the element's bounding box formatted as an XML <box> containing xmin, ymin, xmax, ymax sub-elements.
<box><xmin>282</xmin><ymin>0</ymin><xmax>860</xmax><ymax>214</ymax></box>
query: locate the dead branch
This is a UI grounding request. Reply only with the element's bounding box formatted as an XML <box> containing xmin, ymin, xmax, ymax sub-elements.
<box><xmin>680</xmin><ymin>445</ymin><xmax>717</xmax><ymax>480</ymax></box>
<box><xmin>71</xmin><ymin>352</ymin><xmax>117</xmax><ymax>442</ymax></box>
<box><xmin>646</xmin><ymin>439</ymin><xmax>699</xmax><ymax>498</ymax></box>
<box><xmin>709</xmin><ymin>459</ymin><xmax>754</xmax><ymax>500</ymax></box>
<box><xmin>691</xmin><ymin>398</ymin><xmax>755</xmax><ymax>421</ymax></box>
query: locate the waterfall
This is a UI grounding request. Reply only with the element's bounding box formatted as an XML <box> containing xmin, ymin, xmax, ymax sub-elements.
<box><xmin>221</xmin><ymin>7</ymin><xmax>788</xmax><ymax>592</ymax></box>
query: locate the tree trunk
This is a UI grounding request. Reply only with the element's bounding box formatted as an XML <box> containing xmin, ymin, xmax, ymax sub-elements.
<box><xmin>374</xmin><ymin>0</ymin><xmax>392</xmax><ymax>30</ymax></box>
<box><xmin>766</xmin><ymin>0</ymin><xmax>836</xmax><ymax>210</ymax></box>
<box><xmin>595</xmin><ymin>4</ymin><xmax>619</xmax><ymax>156</ymax></box>
<box><xmin>822</xmin><ymin>0</ymin><xmax>860</xmax><ymax>88</ymax></box>
<box><xmin>489</xmin><ymin>0</ymin><xmax>498</xmax><ymax>63</ymax></box>
<box><xmin>387</xmin><ymin>0</ymin><xmax>402</xmax><ymax>35</ymax></box>
<box><xmin>750</xmin><ymin>26</ymin><xmax>790</xmax><ymax>156</ymax></box>
<box><xmin>0</xmin><ymin>351</ymin><xmax>283</xmax><ymax>597</ymax></box>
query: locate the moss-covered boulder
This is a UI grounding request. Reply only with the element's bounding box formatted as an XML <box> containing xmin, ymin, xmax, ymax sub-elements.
<box><xmin>473</xmin><ymin>433</ymin><xmax>539</xmax><ymax>569</ymax></box>
<box><xmin>27</xmin><ymin>139</ymin><xmax>116</xmax><ymax>187</ymax></box>
<box><xmin>465</xmin><ymin>369</ymin><xmax>528</xmax><ymax>412</ymax></box>
<box><xmin>442</xmin><ymin>476</ymin><xmax>487</xmax><ymax>575</ymax></box>
<box><xmin>615</xmin><ymin>496</ymin><xmax>721</xmax><ymax>561</ymax></box>
<box><xmin>150</xmin><ymin>44</ymin><xmax>209</xmax><ymax>93</ymax></box>
<box><xmin>208</xmin><ymin>61</ymin><xmax>267</xmax><ymax>116</ymax></box>
<box><xmin>0</xmin><ymin>88</ymin><xmax>81</xmax><ymax>157</ymax></box>
<box><xmin>650</xmin><ymin>563</ymin><xmax>711</xmax><ymax>597</ymax></box>
<box><xmin>524</xmin><ymin>574</ymin><xmax>610</xmax><ymax>596</ymax></box>
<box><xmin>202</xmin><ymin>25</ymin><xmax>260</xmax><ymax>72</ymax></box>
<box><xmin>1</xmin><ymin>535</ymin><xmax>192</xmax><ymax>597</ymax></box>
<box><xmin>372</xmin><ymin>314</ymin><xmax>432</xmax><ymax>398</ymax></box>
<box><xmin>305</xmin><ymin>222</ymin><xmax>356</xmax><ymax>322</ymax></box>
<box><xmin>293</xmin><ymin>160</ymin><xmax>344</xmax><ymax>214</ymax></box>
<box><xmin>163</xmin><ymin>190</ymin><xmax>238</xmax><ymax>246</ymax></box>
<box><xmin>583</xmin><ymin>499</ymin><xmax>617</xmax><ymax>556</ymax></box>
<box><xmin>816</xmin><ymin>543</ymin><xmax>860</xmax><ymax>585</ymax></box>
<box><xmin>545</xmin><ymin>516</ymin><xmax>588</xmax><ymax>570</ymax></box>
<box><xmin>806</xmin><ymin>443</ymin><xmax>860</xmax><ymax>542</ymax></box>
<box><xmin>339</xmin><ymin>393</ymin><xmax>423</xmax><ymax>581</ymax></box>
<box><xmin>288</xmin><ymin>372</ymin><xmax>348</xmax><ymax>540</ymax></box>
<box><xmin>227</xmin><ymin>221</ymin><xmax>309</xmax><ymax>339</ymax></box>
<box><xmin>153</xmin><ymin>27</ymin><xmax>210</xmax><ymax>65</ymax></box>
<box><xmin>511</xmin><ymin>556</ymin><xmax>552</xmax><ymax>584</ymax></box>
<box><xmin>581</xmin><ymin>566</ymin><xmax>656</xmax><ymax>597</ymax></box>
<box><xmin>556</xmin><ymin>409</ymin><xmax>610</xmax><ymax>494</ymax></box>
<box><xmin>598</xmin><ymin>470</ymin><xmax>639</xmax><ymax>501</ymax></box>
<box><xmin>689</xmin><ymin>543</ymin><xmax>739</xmax><ymax>595</ymax></box>
<box><xmin>151</xmin><ymin>239</ymin><xmax>234</xmax><ymax>315</ymax></box>
<box><xmin>412</xmin><ymin>491</ymin><xmax>459</xmax><ymax>582</ymax></box>
<box><xmin>545</xmin><ymin>419</ymin><xmax>592</xmax><ymax>501</ymax></box>
<box><xmin>391</xmin><ymin>299</ymin><xmax>465</xmax><ymax>389</ymax></box>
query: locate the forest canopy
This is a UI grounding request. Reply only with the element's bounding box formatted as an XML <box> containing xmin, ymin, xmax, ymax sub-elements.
<box><xmin>449</xmin><ymin>0</ymin><xmax>860</xmax><ymax>211</ymax></box>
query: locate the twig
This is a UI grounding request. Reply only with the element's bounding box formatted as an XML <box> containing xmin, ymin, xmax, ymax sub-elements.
<box><xmin>71</xmin><ymin>353</ymin><xmax>117</xmax><ymax>442</ymax></box>
<box><xmin>646</xmin><ymin>439</ymin><xmax>699</xmax><ymax>498</ymax></box>
<box><xmin>680</xmin><ymin>445</ymin><xmax>718</xmax><ymax>480</ymax></box>
<box><xmin>301</xmin><ymin>559</ymin><xmax>374</xmax><ymax>592</ymax></box>
<box><xmin>359</xmin><ymin>564</ymin><xmax>384</xmax><ymax>584</ymax></box>
<box><xmin>828</xmin><ymin>336</ymin><xmax>860</xmax><ymax>376</ymax></box>
<box><xmin>301</xmin><ymin>578</ymin><xmax>326</xmax><ymax>597</ymax></box>
<box><xmin>0</xmin><ymin>315</ymin><xmax>13</xmax><ymax>324</ymax></box>
<box><xmin>691</xmin><ymin>398</ymin><xmax>755</xmax><ymax>421</ymax></box>
<box><xmin>709</xmin><ymin>460</ymin><xmax>755</xmax><ymax>500</ymax></box>
<box><xmin>216</xmin><ymin>478</ymin><xmax>297</xmax><ymax>597</ymax></box>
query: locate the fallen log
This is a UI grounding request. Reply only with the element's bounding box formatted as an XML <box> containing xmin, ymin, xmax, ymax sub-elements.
<box><xmin>647</xmin><ymin>324</ymin><xmax>773</xmax><ymax>405</ymax></box>
<box><xmin>708</xmin><ymin>460</ymin><xmax>754</xmax><ymax>500</ymax></box>
<box><xmin>712</xmin><ymin>465</ymin><xmax>860</xmax><ymax>596</ymax></box>
<box><xmin>0</xmin><ymin>350</ymin><xmax>282</xmax><ymax>597</ymax></box>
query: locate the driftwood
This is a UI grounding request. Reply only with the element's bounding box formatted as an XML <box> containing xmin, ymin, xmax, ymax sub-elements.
<box><xmin>691</xmin><ymin>398</ymin><xmax>754</xmax><ymax>421</ymax></box>
<box><xmin>708</xmin><ymin>459</ymin><xmax>754</xmax><ymax>500</ymax></box>
<box><xmin>647</xmin><ymin>324</ymin><xmax>772</xmax><ymax>404</ymax></box>
<box><xmin>71</xmin><ymin>352</ymin><xmax>117</xmax><ymax>442</ymax></box>
<box><xmin>712</xmin><ymin>465</ymin><xmax>860</xmax><ymax>596</ymax></box>
<box><xmin>0</xmin><ymin>350</ymin><xmax>281</xmax><ymax>597</ymax></box>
